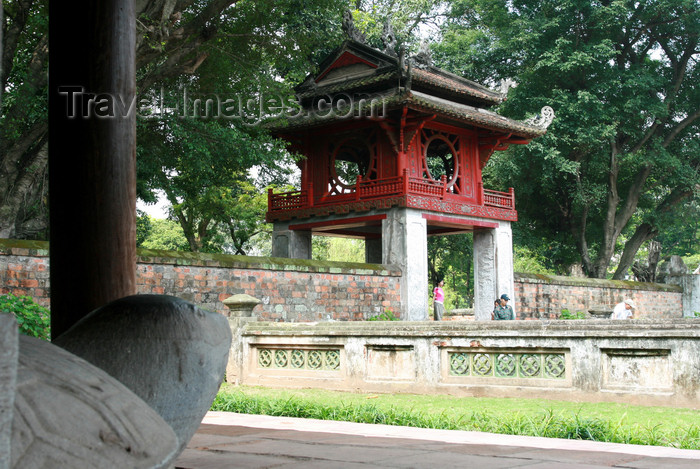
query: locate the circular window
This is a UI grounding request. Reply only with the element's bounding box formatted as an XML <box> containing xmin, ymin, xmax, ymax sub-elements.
<box><xmin>331</xmin><ymin>138</ymin><xmax>371</xmax><ymax>191</ymax></box>
<box><xmin>424</xmin><ymin>136</ymin><xmax>456</xmax><ymax>186</ymax></box>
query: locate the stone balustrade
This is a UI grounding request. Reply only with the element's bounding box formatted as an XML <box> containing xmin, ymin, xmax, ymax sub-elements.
<box><xmin>229</xmin><ymin>318</ymin><xmax>700</xmax><ymax>408</ymax></box>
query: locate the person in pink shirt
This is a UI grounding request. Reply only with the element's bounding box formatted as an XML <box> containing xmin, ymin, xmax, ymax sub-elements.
<box><xmin>433</xmin><ymin>279</ymin><xmax>445</xmax><ymax>321</ymax></box>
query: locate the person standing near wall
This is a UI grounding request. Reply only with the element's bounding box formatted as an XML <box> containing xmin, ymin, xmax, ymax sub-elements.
<box><xmin>433</xmin><ymin>279</ymin><xmax>445</xmax><ymax>321</ymax></box>
<box><xmin>493</xmin><ymin>294</ymin><xmax>515</xmax><ymax>320</ymax></box>
<box><xmin>612</xmin><ymin>298</ymin><xmax>636</xmax><ymax>319</ymax></box>
<box><xmin>491</xmin><ymin>298</ymin><xmax>501</xmax><ymax>320</ymax></box>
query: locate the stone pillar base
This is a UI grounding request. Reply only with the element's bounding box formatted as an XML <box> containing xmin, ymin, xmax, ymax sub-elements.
<box><xmin>272</xmin><ymin>222</ymin><xmax>312</xmax><ymax>259</ymax></box>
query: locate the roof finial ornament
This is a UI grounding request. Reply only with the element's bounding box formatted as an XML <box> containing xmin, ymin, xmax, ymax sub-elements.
<box><xmin>411</xmin><ymin>40</ymin><xmax>433</xmax><ymax>68</ymax></box>
<box><xmin>381</xmin><ymin>19</ymin><xmax>398</xmax><ymax>57</ymax></box>
<box><xmin>498</xmin><ymin>78</ymin><xmax>517</xmax><ymax>97</ymax></box>
<box><xmin>342</xmin><ymin>10</ymin><xmax>366</xmax><ymax>44</ymax></box>
<box><xmin>525</xmin><ymin>106</ymin><xmax>555</xmax><ymax>129</ymax></box>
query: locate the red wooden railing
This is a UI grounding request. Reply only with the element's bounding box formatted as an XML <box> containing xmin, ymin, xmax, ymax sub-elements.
<box><xmin>357</xmin><ymin>175</ymin><xmax>404</xmax><ymax>199</ymax></box>
<box><xmin>268</xmin><ymin>175</ymin><xmax>515</xmax><ymax>212</ymax></box>
<box><xmin>483</xmin><ymin>187</ymin><xmax>515</xmax><ymax>210</ymax></box>
<box><xmin>407</xmin><ymin>174</ymin><xmax>446</xmax><ymax>198</ymax></box>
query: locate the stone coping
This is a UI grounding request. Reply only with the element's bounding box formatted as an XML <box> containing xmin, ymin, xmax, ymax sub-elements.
<box><xmin>242</xmin><ymin>318</ymin><xmax>700</xmax><ymax>338</ymax></box>
<box><xmin>515</xmin><ymin>272</ymin><xmax>682</xmax><ymax>292</ymax></box>
<box><xmin>0</xmin><ymin>238</ymin><xmax>688</xmax><ymax>284</ymax></box>
<box><xmin>0</xmin><ymin>239</ymin><xmax>400</xmax><ymax>276</ymax></box>
<box><xmin>137</xmin><ymin>248</ymin><xmax>400</xmax><ymax>276</ymax></box>
<box><xmin>0</xmin><ymin>238</ymin><xmax>50</xmax><ymax>256</ymax></box>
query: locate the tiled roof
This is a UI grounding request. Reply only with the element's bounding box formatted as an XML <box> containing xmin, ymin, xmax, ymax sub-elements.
<box><xmin>403</xmin><ymin>91</ymin><xmax>545</xmax><ymax>138</ymax></box>
<box><xmin>409</xmin><ymin>67</ymin><xmax>504</xmax><ymax>106</ymax></box>
<box><xmin>296</xmin><ymin>71</ymin><xmax>398</xmax><ymax>100</ymax></box>
<box><xmin>267</xmin><ymin>40</ymin><xmax>550</xmax><ymax>139</ymax></box>
<box><xmin>267</xmin><ymin>89</ymin><xmax>547</xmax><ymax>139</ymax></box>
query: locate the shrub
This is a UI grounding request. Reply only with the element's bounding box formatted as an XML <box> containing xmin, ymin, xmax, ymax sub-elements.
<box><xmin>559</xmin><ymin>309</ymin><xmax>587</xmax><ymax>320</ymax></box>
<box><xmin>368</xmin><ymin>309</ymin><xmax>399</xmax><ymax>321</ymax></box>
<box><xmin>0</xmin><ymin>294</ymin><xmax>51</xmax><ymax>340</ymax></box>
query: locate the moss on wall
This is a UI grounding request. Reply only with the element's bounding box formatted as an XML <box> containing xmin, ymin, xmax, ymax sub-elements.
<box><xmin>0</xmin><ymin>239</ymin><xmax>398</xmax><ymax>276</ymax></box>
<box><xmin>515</xmin><ymin>272</ymin><xmax>682</xmax><ymax>292</ymax></box>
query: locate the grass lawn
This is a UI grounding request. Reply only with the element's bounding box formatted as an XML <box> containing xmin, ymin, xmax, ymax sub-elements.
<box><xmin>213</xmin><ymin>384</ymin><xmax>700</xmax><ymax>449</ymax></box>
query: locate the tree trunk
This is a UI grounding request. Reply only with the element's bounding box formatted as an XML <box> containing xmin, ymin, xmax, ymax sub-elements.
<box><xmin>612</xmin><ymin>222</ymin><xmax>657</xmax><ymax>280</ymax></box>
<box><xmin>647</xmin><ymin>240</ymin><xmax>662</xmax><ymax>282</ymax></box>
<box><xmin>0</xmin><ymin>140</ymin><xmax>48</xmax><ymax>238</ymax></box>
<box><xmin>589</xmin><ymin>142</ymin><xmax>621</xmax><ymax>278</ymax></box>
<box><xmin>587</xmin><ymin>138</ymin><xmax>654</xmax><ymax>278</ymax></box>
<box><xmin>1</xmin><ymin>7</ymin><xmax>49</xmax><ymax>239</ymax></box>
<box><xmin>50</xmin><ymin>0</ymin><xmax>137</xmax><ymax>338</ymax></box>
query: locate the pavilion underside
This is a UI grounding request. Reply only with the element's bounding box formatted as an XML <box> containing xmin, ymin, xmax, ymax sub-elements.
<box><xmin>267</xmin><ymin>180</ymin><xmax>513</xmax><ymax>238</ymax></box>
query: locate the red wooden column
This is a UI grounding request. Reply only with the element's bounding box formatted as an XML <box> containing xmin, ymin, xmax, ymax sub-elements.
<box><xmin>49</xmin><ymin>1</ymin><xmax>137</xmax><ymax>339</ymax></box>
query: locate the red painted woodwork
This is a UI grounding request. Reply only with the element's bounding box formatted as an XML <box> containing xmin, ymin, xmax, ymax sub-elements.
<box><xmin>266</xmin><ymin>41</ymin><xmax>537</xmax><ymax>231</ymax></box>
<box><xmin>289</xmin><ymin>215</ymin><xmax>387</xmax><ymax>231</ymax></box>
<box><xmin>269</xmin><ymin>173</ymin><xmax>514</xmax><ymax>212</ymax></box>
<box><xmin>267</xmin><ymin>115</ymin><xmax>516</xmax><ymax>223</ymax></box>
<box><xmin>421</xmin><ymin>214</ymin><xmax>499</xmax><ymax>228</ymax></box>
<box><xmin>315</xmin><ymin>51</ymin><xmax>378</xmax><ymax>82</ymax></box>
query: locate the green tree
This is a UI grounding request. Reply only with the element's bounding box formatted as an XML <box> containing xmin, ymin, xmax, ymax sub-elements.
<box><xmin>428</xmin><ymin>234</ymin><xmax>473</xmax><ymax>309</ymax></box>
<box><xmin>0</xmin><ymin>0</ymin><xmax>49</xmax><ymax>239</ymax></box>
<box><xmin>136</xmin><ymin>112</ymin><xmax>289</xmax><ymax>252</ymax></box>
<box><xmin>136</xmin><ymin>209</ymin><xmax>153</xmax><ymax>247</ymax></box>
<box><xmin>313</xmin><ymin>237</ymin><xmax>366</xmax><ymax>262</ymax></box>
<box><xmin>1</xmin><ymin>0</ymin><xmax>347</xmax><ymax>241</ymax></box>
<box><xmin>218</xmin><ymin>182</ymin><xmax>272</xmax><ymax>256</ymax></box>
<box><xmin>352</xmin><ymin>0</ymin><xmax>448</xmax><ymax>49</ymax></box>
<box><xmin>137</xmin><ymin>215</ymin><xmax>190</xmax><ymax>252</ymax></box>
<box><xmin>437</xmin><ymin>0</ymin><xmax>700</xmax><ymax>278</ymax></box>
<box><xmin>1</xmin><ymin>0</ymin><xmax>247</xmax><ymax>239</ymax></box>
<box><xmin>135</xmin><ymin>0</ymin><xmax>348</xmax><ymax>252</ymax></box>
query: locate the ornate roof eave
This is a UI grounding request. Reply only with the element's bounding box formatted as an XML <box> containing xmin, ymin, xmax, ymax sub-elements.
<box><xmin>295</xmin><ymin>39</ymin><xmax>507</xmax><ymax>109</ymax></box>
<box><xmin>265</xmin><ymin>89</ymin><xmax>552</xmax><ymax>140</ymax></box>
<box><xmin>402</xmin><ymin>91</ymin><xmax>552</xmax><ymax>139</ymax></box>
<box><xmin>295</xmin><ymin>39</ymin><xmax>400</xmax><ymax>94</ymax></box>
<box><xmin>409</xmin><ymin>67</ymin><xmax>504</xmax><ymax>107</ymax></box>
<box><xmin>296</xmin><ymin>71</ymin><xmax>399</xmax><ymax>101</ymax></box>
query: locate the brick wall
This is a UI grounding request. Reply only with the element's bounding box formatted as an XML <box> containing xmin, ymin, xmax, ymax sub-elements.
<box><xmin>514</xmin><ymin>273</ymin><xmax>683</xmax><ymax>320</ymax></box>
<box><xmin>0</xmin><ymin>239</ymin><xmax>402</xmax><ymax>321</ymax></box>
<box><xmin>136</xmin><ymin>249</ymin><xmax>402</xmax><ymax>321</ymax></box>
<box><xmin>0</xmin><ymin>239</ymin><xmax>686</xmax><ymax>320</ymax></box>
<box><xmin>0</xmin><ymin>240</ymin><xmax>51</xmax><ymax>308</ymax></box>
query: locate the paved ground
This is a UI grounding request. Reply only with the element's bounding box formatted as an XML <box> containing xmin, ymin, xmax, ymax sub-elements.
<box><xmin>175</xmin><ymin>412</ymin><xmax>700</xmax><ymax>468</ymax></box>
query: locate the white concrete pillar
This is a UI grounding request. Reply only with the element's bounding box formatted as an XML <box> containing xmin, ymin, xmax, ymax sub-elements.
<box><xmin>271</xmin><ymin>221</ymin><xmax>312</xmax><ymax>259</ymax></box>
<box><xmin>473</xmin><ymin>228</ymin><xmax>496</xmax><ymax>320</ymax></box>
<box><xmin>682</xmin><ymin>274</ymin><xmax>700</xmax><ymax>318</ymax></box>
<box><xmin>473</xmin><ymin>221</ymin><xmax>515</xmax><ymax>320</ymax></box>
<box><xmin>496</xmin><ymin>221</ymin><xmax>515</xmax><ymax>317</ymax></box>
<box><xmin>382</xmin><ymin>208</ymin><xmax>428</xmax><ymax>320</ymax></box>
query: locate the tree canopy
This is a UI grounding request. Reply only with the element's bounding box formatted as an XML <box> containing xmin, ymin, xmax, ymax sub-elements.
<box><xmin>1</xmin><ymin>0</ymin><xmax>49</xmax><ymax>239</ymax></box>
<box><xmin>2</xmin><ymin>0</ymin><xmax>698</xmax><ymax>281</ymax></box>
<box><xmin>135</xmin><ymin>0</ymin><xmax>349</xmax><ymax>252</ymax></box>
<box><xmin>437</xmin><ymin>0</ymin><xmax>700</xmax><ymax>278</ymax></box>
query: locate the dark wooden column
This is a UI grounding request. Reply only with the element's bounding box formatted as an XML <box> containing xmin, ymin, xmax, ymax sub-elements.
<box><xmin>49</xmin><ymin>1</ymin><xmax>136</xmax><ymax>339</ymax></box>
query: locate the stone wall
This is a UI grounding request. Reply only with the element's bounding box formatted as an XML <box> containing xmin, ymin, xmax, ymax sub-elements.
<box><xmin>0</xmin><ymin>239</ymin><xmax>692</xmax><ymax>320</ymax></box>
<box><xmin>0</xmin><ymin>239</ymin><xmax>402</xmax><ymax>321</ymax></box>
<box><xmin>0</xmin><ymin>240</ymin><xmax>50</xmax><ymax>308</ymax></box>
<box><xmin>514</xmin><ymin>273</ymin><xmax>683</xmax><ymax>320</ymax></box>
<box><xmin>228</xmin><ymin>318</ymin><xmax>700</xmax><ymax>408</ymax></box>
<box><xmin>136</xmin><ymin>249</ymin><xmax>402</xmax><ymax>321</ymax></box>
